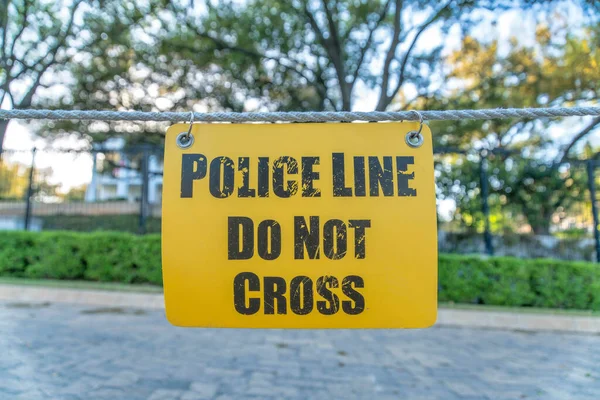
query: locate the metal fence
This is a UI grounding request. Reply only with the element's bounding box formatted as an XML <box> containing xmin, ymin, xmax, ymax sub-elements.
<box><xmin>0</xmin><ymin>145</ymin><xmax>163</xmax><ymax>234</ymax></box>
<box><xmin>434</xmin><ymin>148</ymin><xmax>598</xmax><ymax>262</ymax></box>
<box><xmin>586</xmin><ymin>160</ymin><xmax>600</xmax><ymax>262</ymax></box>
<box><xmin>1</xmin><ymin>145</ymin><xmax>598</xmax><ymax>261</ymax></box>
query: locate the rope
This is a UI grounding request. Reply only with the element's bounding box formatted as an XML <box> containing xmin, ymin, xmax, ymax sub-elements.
<box><xmin>0</xmin><ymin>106</ymin><xmax>599</xmax><ymax>123</ymax></box>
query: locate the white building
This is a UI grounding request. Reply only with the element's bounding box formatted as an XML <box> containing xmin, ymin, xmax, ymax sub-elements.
<box><xmin>85</xmin><ymin>138</ymin><xmax>163</xmax><ymax>204</ymax></box>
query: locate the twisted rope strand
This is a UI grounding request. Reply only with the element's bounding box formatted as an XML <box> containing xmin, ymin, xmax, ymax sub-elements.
<box><xmin>0</xmin><ymin>106</ymin><xmax>599</xmax><ymax>123</ymax></box>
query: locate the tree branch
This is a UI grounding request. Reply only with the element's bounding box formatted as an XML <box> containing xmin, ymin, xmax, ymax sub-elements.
<box><xmin>180</xmin><ymin>26</ymin><xmax>316</xmax><ymax>87</ymax></box>
<box><xmin>302</xmin><ymin>2</ymin><xmax>327</xmax><ymax>48</ymax></box>
<box><xmin>0</xmin><ymin>54</ymin><xmax>12</xmax><ymax>106</ymax></box>
<box><xmin>22</xmin><ymin>0</ymin><xmax>82</xmax><ymax>77</ymax></box>
<box><xmin>8</xmin><ymin>0</ymin><xmax>31</xmax><ymax>61</ymax></box>
<box><xmin>311</xmin><ymin>0</ymin><xmax>349</xmax><ymax>109</ymax></box>
<box><xmin>322</xmin><ymin>0</ymin><xmax>342</xmax><ymax>59</ymax></box>
<box><xmin>386</xmin><ymin>1</ymin><xmax>452</xmax><ymax>107</ymax></box>
<box><xmin>18</xmin><ymin>0</ymin><xmax>83</xmax><ymax>107</ymax></box>
<box><xmin>499</xmin><ymin>120</ymin><xmax>529</xmax><ymax>147</ymax></box>
<box><xmin>18</xmin><ymin>62</ymin><xmax>51</xmax><ymax>107</ymax></box>
<box><xmin>0</xmin><ymin>84</ymin><xmax>14</xmax><ymax>108</ymax></box>
<box><xmin>376</xmin><ymin>0</ymin><xmax>403</xmax><ymax>111</ymax></box>
<box><xmin>350</xmin><ymin>0</ymin><xmax>392</xmax><ymax>87</ymax></box>
<box><xmin>314</xmin><ymin>57</ymin><xmax>335</xmax><ymax>109</ymax></box>
<box><xmin>559</xmin><ymin>116</ymin><xmax>600</xmax><ymax>164</ymax></box>
<box><xmin>385</xmin><ymin>1</ymin><xmax>452</xmax><ymax>108</ymax></box>
<box><xmin>386</xmin><ymin>92</ymin><xmax>425</xmax><ymax>111</ymax></box>
<box><xmin>552</xmin><ymin>188</ymin><xmax>570</xmax><ymax>211</ymax></box>
<box><xmin>0</xmin><ymin>82</ymin><xmax>8</xmax><ymax>106</ymax></box>
<box><xmin>0</xmin><ymin>0</ymin><xmax>9</xmax><ymax>60</ymax></box>
<box><xmin>179</xmin><ymin>22</ymin><xmax>334</xmax><ymax>109</ymax></box>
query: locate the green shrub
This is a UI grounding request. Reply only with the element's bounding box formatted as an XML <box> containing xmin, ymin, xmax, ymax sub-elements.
<box><xmin>1</xmin><ymin>231</ymin><xmax>599</xmax><ymax>310</ymax></box>
<box><xmin>0</xmin><ymin>231</ymin><xmax>162</xmax><ymax>285</ymax></box>
<box><xmin>0</xmin><ymin>231</ymin><xmax>38</xmax><ymax>276</ymax></box>
<box><xmin>81</xmin><ymin>232</ymin><xmax>137</xmax><ymax>282</ymax></box>
<box><xmin>25</xmin><ymin>232</ymin><xmax>87</xmax><ymax>280</ymax></box>
<box><xmin>438</xmin><ymin>254</ymin><xmax>600</xmax><ymax>310</ymax></box>
<box><xmin>131</xmin><ymin>234</ymin><xmax>162</xmax><ymax>284</ymax></box>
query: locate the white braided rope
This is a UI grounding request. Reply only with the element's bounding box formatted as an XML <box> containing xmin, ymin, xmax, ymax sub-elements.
<box><xmin>0</xmin><ymin>106</ymin><xmax>599</xmax><ymax>123</ymax></box>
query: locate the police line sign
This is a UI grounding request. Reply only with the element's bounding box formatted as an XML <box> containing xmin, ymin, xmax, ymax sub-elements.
<box><xmin>162</xmin><ymin>123</ymin><xmax>437</xmax><ymax>328</ymax></box>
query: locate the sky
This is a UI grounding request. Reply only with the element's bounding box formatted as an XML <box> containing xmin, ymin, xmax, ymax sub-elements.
<box><xmin>3</xmin><ymin>123</ymin><xmax>93</xmax><ymax>193</ymax></box>
<box><xmin>1</xmin><ymin>2</ymin><xmax>596</xmax><ymax>196</ymax></box>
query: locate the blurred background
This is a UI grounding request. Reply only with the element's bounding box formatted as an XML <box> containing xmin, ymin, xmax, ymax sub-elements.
<box><xmin>1</xmin><ymin>0</ymin><xmax>599</xmax><ymax>260</ymax></box>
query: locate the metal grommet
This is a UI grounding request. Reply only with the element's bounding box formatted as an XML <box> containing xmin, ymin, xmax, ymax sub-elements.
<box><xmin>176</xmin><ymin>131</ymin><xmax>194</xmax><ymax>149</ymax></box>
<box><xmin>176</xmin><ymin>111</ymin><xmax>195</xmax><ymax>149</ymax></box>
<box><xmin>406</xmin><ymin>110</ymin><xmax>424</xmax><ymax>148</ymax></box>
<box><xmin>405</xmin><ymin>131</ymin><xmax>424</xmax><ymax>148</ymax></box>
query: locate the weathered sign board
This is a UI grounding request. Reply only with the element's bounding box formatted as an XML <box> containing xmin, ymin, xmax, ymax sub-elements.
<box><xmin>162</xmin><ymin>122</ymin><xmax>437</xmax><ymax>328</ymax></box>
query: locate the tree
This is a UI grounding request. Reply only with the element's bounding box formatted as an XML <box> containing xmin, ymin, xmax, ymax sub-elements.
<box><xmin>0</xmin><ymin>0</ymin><xmax>91</xmax><ymax>153</ymax></box>
<box><xmin>430</xmin><ymin>25</ymin><xmax>600</xmax><ymax>153</ymax></box>
<box><xmin>44</xmin><ymin>0</ymin><xmax>596</xmax><ymax>144</ymax></box>
<box><xmin>0</xmin><ymin>158</ymin><xmax>29</xmax><ymax>199</ymax></box>
<box><xmin>0</xmin><ymin>0</ymin><xmax>162</xmax><ymax>151</ymax></box>
<box><xmin>32</xmin><ymin>165</ymin><xmax>60</xmax><ymax>201</ymax></box>
<box><xmin>0</xmin><ymin>156</ymin><xmax>60</xmax><ymax>201</ymax></box>
<box><xmin>432</xmin><ymin>26</ymin><xmax>599</xmax><ymax>234</ymax></box>
<box><xmin>60</xmin><ymin>184</ymin><xmax>87</xmax><ymax>202</ymax></box>
<box><xmin>503</xmin><ymin>158</ymin><xmax>587</xmax><ymax>235</ymax></box>
<box><xmin>436</xmin><ymin>153</ymin><xmax>589</xmax><ymax>235</ymax></box>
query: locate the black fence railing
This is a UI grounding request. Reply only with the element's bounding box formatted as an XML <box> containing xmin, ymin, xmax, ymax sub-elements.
<box><xmin>0</xmin><ymin>145</ymin><xmax>163</xmax><ymax>234</ymax></box>
<box><xmin>586</xmin><ymin>159</ymin><xmax>600</xmax><ymax>262</ymax></box>
<box><xmin>1</xmin><ymin>145</ymin><xmax>598</xmax><ymax>261</ymax></box>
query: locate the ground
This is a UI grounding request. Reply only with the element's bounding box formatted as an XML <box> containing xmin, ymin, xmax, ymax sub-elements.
<box><xmin>0</xmin><ymin>301</ymin><xmax>599</xmax><ymax>400</ymax></box>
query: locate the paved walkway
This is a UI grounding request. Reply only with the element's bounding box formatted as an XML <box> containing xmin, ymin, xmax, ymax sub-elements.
<box><xmin>3</xmin><ymin>284</ymin><xmax>600</xmax><ymax>334</ymax></box>
<box><xmin>0</xmin><ymin>301</ymin><xmax>599</xmax><ymax>400</ymax></box>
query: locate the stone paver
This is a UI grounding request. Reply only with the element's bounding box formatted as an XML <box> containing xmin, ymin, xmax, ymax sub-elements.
<box><xmin>0</xmin><ymin>301</ymin><xmax>599</xmax><ymax>399</ymax></box>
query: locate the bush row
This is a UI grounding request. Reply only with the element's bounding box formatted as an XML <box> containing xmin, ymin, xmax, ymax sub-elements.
<box><xmin>439</xmin><ymin>254</ymin><xmax>600</xmax><ymax>310</ymax></box>
<box><xmin>1</xmin><ymin>231</ymin><xmax>599</xmax><ymax>310</ymax></box>
<box><xmin>0</xmin><ymin>231</ymin><xmax>161</xmax><ymax>284</ymax></box>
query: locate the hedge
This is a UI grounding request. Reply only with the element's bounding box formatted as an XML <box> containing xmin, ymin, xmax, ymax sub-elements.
<box><xmin>0</xmin><ymin>231</ymin><xmax>161</xmax><ymax>285</ymax></box>
<box><xmin>438</xmin><ymin>254</ymin><xmax>600</xmax><ymax>310</ymax></box>
<box><xmin>1</xmin><ymin>231</ymin><xmax>599</xmax><ymax>310</ymax></box>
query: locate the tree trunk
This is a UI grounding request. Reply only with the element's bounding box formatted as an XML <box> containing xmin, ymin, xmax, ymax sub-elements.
<box><xmin>339</xmin><ymin>81</ymin><xmax>351</xmax><ymax>111</ymax></box>
<box><xmin>528</xmin><ymin>210</ymin><xmax>553</xmax><ymax>236</ymax></box>
<box><xmin>0</xmin><ymin>119</ymin><xmax>9</xmax><ymax>157</ymax></box>
<box><xmin>341</xmin><ymin>94</ymin><xmax>351</xmax><ymax>111</ymax></box>
<box><xmin>531</xmin><ymin>223</ymin><xmax>551</xmax><ymax>236</ymax></box>
<box><xmin>374</xmin><ymin>95</ymin><xmax>391</xmax><ymax>111</ymax></box>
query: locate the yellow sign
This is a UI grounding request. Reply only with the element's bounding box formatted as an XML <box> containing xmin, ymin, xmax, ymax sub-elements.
<box><xmin>162</xmin><ymin>122</ymin><xmax>437</xmax><ymax>328</ymax></box>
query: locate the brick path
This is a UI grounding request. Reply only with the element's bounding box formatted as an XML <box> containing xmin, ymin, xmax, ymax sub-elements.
<box><xmin>0</xmin><ymin>301</ymin><xmax>599</xmax><ymax>399</ymax></box>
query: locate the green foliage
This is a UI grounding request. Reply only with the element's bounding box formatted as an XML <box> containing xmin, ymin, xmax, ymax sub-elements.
<box><xmin>25</xmin><ymin>232</ymin><xmax>87</xmax><ymax>280</ymax></box>
<box><xmin>59</xmin><ymin>185</ymin><xmax>87</xmax><ymax>202</ymax></box>
<box><xmin>432</xmin><ymin>27</ymin><xmax>599</xmax><ymax>234</ymax></box>
<box><xmin>0</xmin><ymin>231</ymin><xmax>161</xmax><ymax>284</ymax></box>
<box><xmin>502</xmin><ymin>159</ymin><xmax>588</xmax><ymax>234</ymax></box>
<box><xmin>556</xmin><ymin>228</ymin><xmax>590</xmax><ymax>239</ymax></box>
<box><xmin>436</xmin><ymin>153</ymin><xmax>588</xmax><ymax>234</ymax></box>
<box><xmin>1</xmin><ymin>231</ymin><xmax>599</xmax><ymax>310</ymax></box>
<box><xmin>439</xmin><ymin>254</ymin><xmax>600</xmax><ymax>310</ymax></box>
<box><xmin>41</xmin><ymin>0</ymin><xmax>594</xmax><ymax>144</ymax></box>
<box><xmin>0</xmin><ymin>0</ymin><xmax>99</xmax><ymax>151</ymax></box>
<box><xmin>431</xmin><ymin>26</ymin><xmax>600</xmax><ymax>150</ymax></box>
<box><xmin>0</xmin><ymin>159</ymin><xmax>29</xmax><ymax>200</ymax></box>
